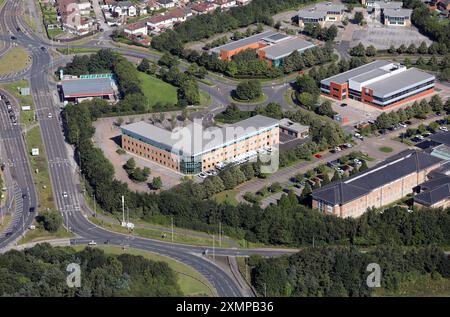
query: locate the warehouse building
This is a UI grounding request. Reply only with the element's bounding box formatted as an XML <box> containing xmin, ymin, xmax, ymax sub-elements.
<box><xmin>320</xmin><ymin>60</ymin><xmax>435</xmax><ymax>109</ymax></box>
<box><xmin>121</xmin><ymin>115</ymin><xmax>280</xmax><ymax>174</ymax></box>
<box><xmin>297</xmin><ymin>2</ymin><xmax>346</xmax><ymax>28</ymax></box>
<box><xmin>211</xmin><ymin>30</ymin><xmax>277</xmax><ymax>61</ymax></box>
<box><xmin>211</xmin><ymin>31</ymin><xmax>315</xmax><ymax>66</ymax></box>
<box><xmin>312</xmin><ymin>150</ymin><xmax>443</xmax><ymax>218</ymax></box>
<box><xmin>60</xmin><ymin>76</ymin><xmax>117</xmax><ymax>104</ymax></box>
<box><xmin>257</xmin><ymin>37</ymin><xmax>316</xmax><ymax>67</ymax></box>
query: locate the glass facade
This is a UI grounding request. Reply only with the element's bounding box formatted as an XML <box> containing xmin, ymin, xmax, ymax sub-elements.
<box><xmin>180</xmin><ymin>155</ymin><xmax>202</xmax><ymax>174</ymax></box>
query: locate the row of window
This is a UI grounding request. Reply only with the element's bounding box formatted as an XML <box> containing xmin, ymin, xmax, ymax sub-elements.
<box><xmin>125</xmin><ymin>146</ymin><xmax>178</xmax><ymax>170</ymax></box>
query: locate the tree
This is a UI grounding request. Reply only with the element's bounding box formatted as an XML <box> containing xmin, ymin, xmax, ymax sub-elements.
<box><xmin>37</xmin><ymin>211</ymin><xmax>63</xmax><ymax>233</ymax></box>
<box><xmin>365</xmin><ymin>45</ymin><xmax>377</xmax><ymax>57</ymax></box>
<box><xmin>331</xmin><ymin>170</ymin><xmax>341</xmax><ymax>182</ymax></box>
<box><xmin>151</xmin><ymin>177</ymin><xmax>162</xmax><ymax>190</ymax></box>
<box><xmin>359</xmin><ymin>160</ymin><xmax>368</xmax><ymax>172</ymax></box>
<box><xmin>316</xmin><ymin>101</ymin><xmax>335</xmax><ymax>118</ymax></box>
<box><xmin>158</xmin><ymin>53</ymin><xmax>178</xmax><ymax>68</ymax></box>
<box><xmin>235</xmin><ymin>80</ymin><xmax>262</xmax><ymax>101</ymax></box>
<box><xmin>137</xmin><ymin>58</ymin><xmax>151</xmax><ymax>73</ymax></box>
<box><xmin>397</xmin><ymin>44</ymin><xmax>407</xmax><ymax>54</ymax></box>
<box><xmin>350</xmin><ymin>43</ymin><xmax>366</xmax><ymax>57</ymax></box>
<box><xmin>296</xmin><ymin>75</ymin><xmax>319</xmax><ymax>95</ymax></box>
<box><xmin>418</xmin><ymin>41</ymin><xmax>428</xmax><ymax>54</ymax></box>
<box><xmin>300</xmin><ymin>182</ymin><xmax>312</xmax><ymax>205</ymax></box>
<box><xmin>124</xmin><ymin>158</ymin><xmax>136</xmax><ymax>171</ymax></box>
<box><xmin>429</xmin><ymin>95</ymin><xmax>443</xmax><ymax>113</ymax></box>
<box><xmin>407</xmin><ymin>44</ymin><xmax>417</xmax><ymax>54</ymax></box>
<box><xmin>354</xmin><ymin>11</ymin><xmax>364</xmax><ymax>24</ymax></box>
<box><xmin>388</xmin><ymin>45</ymin><xmax>396</xmax><ymax>54</ymax></box>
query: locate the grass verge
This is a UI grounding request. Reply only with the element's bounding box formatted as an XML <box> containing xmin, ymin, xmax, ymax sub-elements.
<box><xmin>0</xmin><ymin>214</ymin><xmax>12</xmax><ymax>235</ymax></box>
<box><xmin>0</xmin><ymin>47</ymin><xmax>31</xmax><ymax>76</ymax></box>
<box><xmin>56</xmin><ymin>47</ymin><xmax>100</xmax><ymax>55</ymax></box>
<box><xmin>25</xmin><ymin>126</ymin><xmax>55</xmax><ymax>211</ymax></box>
<box><xmin>18</xmin><ymin>227</ymin><xmax>74</xmax><ymax>245</ymax></box>
<box><xmin>213</xmin><ymin>189</ymin><xmax>239</xmax><ymax>206</ymax></box>
<box><xmin>88</xmin><ymin>216</ymin><xmax>231</xmax><ymax>248</ymax></box>
<box><xmin>73</xmin><ymin>245</ymin><xmax>215</xmax><ymax>297</ymax></box>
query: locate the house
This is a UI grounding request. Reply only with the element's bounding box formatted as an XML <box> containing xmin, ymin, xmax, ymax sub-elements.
<box><xmin>437</xmin><ymin>0</ymin><xmax>450</xmax><ymax>11</ymax></box>
<box><xmin>382</xmin><ymin>8</ymin><xmax>413</xmax><ymax>26</ymax></box>
<box><xmin>110</xmin><ymin>1</ymin><xmax>137</xmax><ymax>17</ymax></box>
<box><xmin>214</xmin><ymin>0</ymin><xmax>237</xmax><ymax>10</ymax></box>
<box><xmin>157</xmin><ymin>0</ymin><xmax>175</xmax><ymax>9</ymax></box>
<box><xmin>190</xmin><ymin>2</ymin><xmax>216</xmax><ymax>15</ymax></box>
<box><xmin>124</xmin><ymin>20</ymin><xmax>149</xmax><ymax>36</ymax></box>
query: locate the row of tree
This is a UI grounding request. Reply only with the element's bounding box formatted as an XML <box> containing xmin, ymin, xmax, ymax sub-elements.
<box><xmin>373</xmin><ymin>96</ymin><xmax>449</xmax><ymax>131</ymax></box>
<box><xmin>0</xmin><ymin>244</ymin><xmax>182</xmax><ymax>296</ymax></box>
<box><xmin>249</xmin><ymin>245</ymin><xmax>450</xmax><ymax>296</ymax></box>
<box><xmin>151</xmin><ymin>0</ymin><xmax>321</xmax><ymax>55</ymax></box>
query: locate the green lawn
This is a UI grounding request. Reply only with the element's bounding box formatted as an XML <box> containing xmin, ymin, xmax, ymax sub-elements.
<box><xmin>0</xmin><ymin>47</ymin><xmax>31</xmax><ymax>76</ymax></box>
<box><xmin>0</xmin><ymin>214</ymin><xmax>12</xmax><ymax>235</ymax></box>
<box><xmin>379</xmin><ymin>146</ymin><xmax>394</xmax><ymax>153</ymax></box>
<box><xmin>138</xmin><ymin>72</ymin><xmax>178</xmax><ymax>109</ymax></box>
<box><xmin>74</xmin><ymin>245</ymin><xmax>215</xmax><ymax>297</ymax></box>
<box><xmin>47</xmin><ymin>27</ymin><xmax>64</xmax><ymax>39</ymax></box>
<box><xmin>213</xmin><ymin>189</ymin><xmax>239</xmax><ymax>206</ymax></box>
<box><xmin>56</xmin><ymin>47</ymin><xmax>100</xmax><ymax>55</ymax></box>
<box><xmin>25</xmin><ymin>126</ymin><xmax>55</xmax><ymax>211</ymax></box>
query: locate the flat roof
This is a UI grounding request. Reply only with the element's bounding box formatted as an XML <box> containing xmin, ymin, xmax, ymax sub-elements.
<box><xmin>121</xmin><ymin>115</ymin><xmax>279</xmax><ymax>157</ymax></box>
<box><xmin>260</xmin><ymin>37</ymin><xmax>315</xmax><ymax>60</ymax></box>
<box><xmin>211</xmin><ymin>31</ymin><xmax>277</xmax><ymax>54</ymax></box>
<box><xmin>350</xmin><ymin>68</ymin><xmax>390</xmax><ymax>84</ymax></box>
<box><xmin>262</xmin><ymin>33</ymin><xmax>290</xmax><ymax>43</ymax></box>
<box><xmin>279</xmin><ymin>118</ymin><xmax>309</xmax><ymax>133</ymax></box>
<box><xmin>383</xmin><ymin>8</ymin><xmax>413</xmax><ymax>17</ymax></box>
<box><xmin>373</xmin><ymin>1</ymin><xmax>403</xmax><ymax>9</ymax></box>
<box><xmin>321</xmin><ymin>60</ymin><xmax>392</xmax><ymax>86</ymax></box>
<box><xmin>61</xmin><ymin>78</ymin><xmax>114</xmax><ymax>97</ymax></box>
<box><xmin>429</xmin><ymin>131</ymin><xmax>450</xmax><ymax>147</ymax></box>
<box><xmin>312</xmin><ymin>150</ymin><xmax>442</xmax><ymax>205</ymax></box>
<box><xmin>365</xmin><ymin>68</ymin><xmax>435</xmax><ymax>98</ymax></box>
<box><xmin>298</xmin><ymin>2</ymin><xmax>345</xmax><ymax>18</ymax></box>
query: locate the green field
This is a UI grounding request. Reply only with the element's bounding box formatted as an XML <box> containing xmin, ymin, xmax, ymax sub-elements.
<box><xmin>138</xmin><ymin>72</ymin><xmax>178</xmax><ymax>108</ymax></box>
<box><xmin>0</xmin><ymin>47</ymin><xmax>31</xmax><ymax>76</ymax></box>
<box><xmin>0</xmin><ymin>214</ymin><xmax>12</xmax><ymax>235</ymax></box>
<box><xmin>74</xmin><ymin>245</ymin><xmax>215</xmax><ymax>297</ymax></box>
<box><xmin>25</xmin><ymin>126</ymin><xmax>55</xmax><ymax>211</ymax></box>
<box><xmin>47</xmin><ymin>28</ymin><xmax>64</xmax><ymax>39</ymax></box>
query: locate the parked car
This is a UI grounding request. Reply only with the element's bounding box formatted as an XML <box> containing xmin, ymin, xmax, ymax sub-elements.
<box><xmin>334</xmin><ymin>146</ymin><xmax>341</xmax><ymax>152</ymax></box>
<box><xmin>440</xmin><ymin>126</ymin><xmax>448</xmax><ymax>132</ymax></box>
<box><xmin>398</xmin><ymin>122</ymin><xmax>407</xmax><ymax>128</ymax></box>
<box><xmin>340</xmin><ymin>103</ymin><xmax>348</xmax><ymax>107</ymax></box>
<box><xmin>198</xmin><ymin>172</ymin><xmax>207</xmax><ymax>179</ymax></box>
<box><xmin>88</xmin><ymin>240</ymin><xmax>97</xmax><ymax>246</ymax></box>
<box><xmin>354</xmin><ymin>159</ymin><xmax>362</xmax><ymax>165</ymax></box>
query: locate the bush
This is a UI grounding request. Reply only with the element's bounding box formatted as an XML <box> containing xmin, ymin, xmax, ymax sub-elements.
<box><xmin>36</xmin><ymin>211</ymin><xmax>63</xmax><ymax>232</ymax></box>
<box><xmin>235</xmin><ymin>80</ymin><xmax>262</xmax><ymax>101</ymax></box>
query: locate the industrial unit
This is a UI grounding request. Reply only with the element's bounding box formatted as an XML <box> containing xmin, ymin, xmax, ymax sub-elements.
<box><xmin>211</xmin><ymin>31</ymin><xmax>315</xmax><ymax>66</ymax></box>
<box><xmin>320</xmin><ymin>60</ymin><xmax>435</xmax><ymax>109</ymax></box>
<box><xmin>121</xmin><ymin>115</ymin><xmax>280</xmax><ymax>174</ymax></box>
<box><xmin>297</xmin><ymin>2</ymin><xmax>346</xmax><ymax>28</ymax></box>
<box><xmin>60</xmin><ymin>76</ymin><xmax>117</xmax><ymax>104</ymax></box>
<box><xmin>312</xmin><ymin>150</ymin><xmax>443</xmax><ymax>218</ymax></box>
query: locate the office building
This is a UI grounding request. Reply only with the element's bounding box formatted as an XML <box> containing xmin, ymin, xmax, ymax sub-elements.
<box><xmin>297</xmin><ymin>2</ymin><xmax>346</xmax><ymax>28</ymax></box>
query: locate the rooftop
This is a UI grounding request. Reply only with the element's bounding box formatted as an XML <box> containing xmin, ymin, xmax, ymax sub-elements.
<box><xmin>298</xmin><ymin>2</ymin><xmax>345</xmax><ymax>18</ymax></box>
<box><xmin>321</xmin><ymin>60</ymin><xmax>392</xmax><ymax>86</ymax></box>
<box><xmin>259</xmin><ymin>37</ymin><xmax>315</xmax><ymax>60</ymax></box>
<box><xmin>429</xmin><ymin>131</ymin><xmax>450</xmax><ymax>147</ymax></box>
<box><xmin>211</xmin><ymin>30</ymin><xmax>277</xmax><ymax>53</ymax></box>
<box><xmin>279</xmin><ymin>118</ymin><xmax>309</xmax><ymax>133</ymax></box>
<box><xmin>121</xmin><ymin>115</ymin><xmax>280</xmax><ymax>157</ymax></box>
<box><xmin>312</xmin><ymin>150</ymin><xmax>443</xmax><ymax>206</ymax></box>
<box><xmin>415</xmin><ymin>173</ymin><xmax>450</xmax><ymax>206</ymax></box>
<box><xmin>383</xmin><ymin>8</ymin><xmax>413</xmax><ymax>17</ymax></box>
<box><xmin>365</xmin><ymin>68</ymin><xmax>435</xmax><ymax>98</ymax></box>
<box><xmin>61</xmin><ymin>77</ymin><xmax>115</xmax><ymax>97</ymax></box>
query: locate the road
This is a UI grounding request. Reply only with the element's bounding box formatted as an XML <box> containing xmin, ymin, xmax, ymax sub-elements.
<box><xmin>0</xmin><ymin>89</ymin><xmax>38</xmax><ymax>249</ymax></box>
<box><xmin>0</xmin><ymin>0</ymin><xmax>303</xmax><ymax>297</ymax></box>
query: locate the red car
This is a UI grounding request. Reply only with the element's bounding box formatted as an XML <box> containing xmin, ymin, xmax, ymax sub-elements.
<box><xmin>314</xmin><ymin>154</ymin><xmax>322</xmax><ymax>159</ymax></box>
